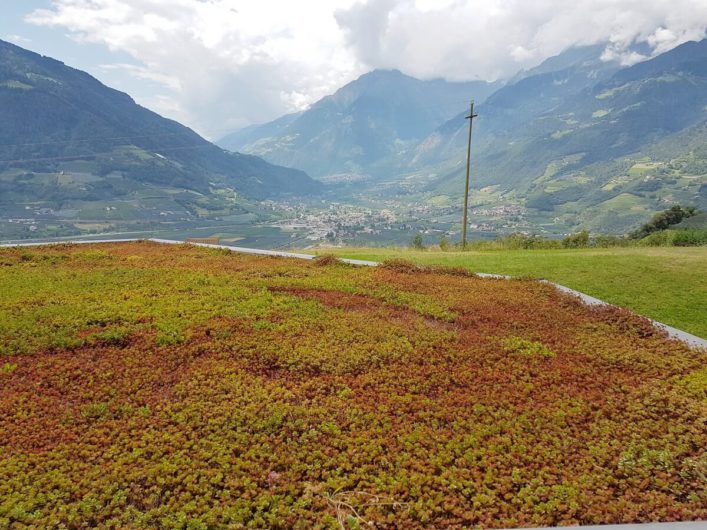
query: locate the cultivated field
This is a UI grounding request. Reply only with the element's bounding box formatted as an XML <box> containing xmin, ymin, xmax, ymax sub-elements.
<box><xmin>0</xmin><ymin>242</ymin><xmax>705</xmax><ymax>529</ymax></box>
<box><xmin>322</xmin><ymin>247</ymin><xmax>707</xmax><ymax>339</ymax></box>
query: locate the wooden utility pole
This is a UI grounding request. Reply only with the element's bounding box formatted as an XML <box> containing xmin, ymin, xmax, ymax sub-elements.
<box><xmin>461</xmin><ymin>100</ymin><xmax>478</xmax><ymax>248</ymax></box>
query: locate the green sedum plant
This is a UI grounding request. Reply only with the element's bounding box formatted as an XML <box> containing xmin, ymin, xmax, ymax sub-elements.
<box><xmin>0</xmin><ymin>242</ymin><xmax>704</xmax><ymax>528</ymax></box>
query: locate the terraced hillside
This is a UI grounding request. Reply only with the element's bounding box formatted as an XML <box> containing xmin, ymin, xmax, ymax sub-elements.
<box><xmin>0</xmin><ymin>242</ymin><xmax>705</xmax><ymax>528</ymax></box>
<box><xmin>410</xmin><ymin>40</ymin><xmax>707</xmax><ymax>233</ymax></box>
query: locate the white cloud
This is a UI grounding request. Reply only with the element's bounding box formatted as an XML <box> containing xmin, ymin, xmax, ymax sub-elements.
<box><xmin>27</xmin><ymin>0</ymin><xmax>362</xmax><ymax>138</ymax></box>
<box><xmin>25</xmin><ymin>0</ymin><xmax>707</xmax><ymax>138</ymax></box>
<box><xmin>3</xmin><ymin>34</ymin><xmax>33</xmax><ymax>46</ymax></box>
<box><xmin>335</xmin><ymin>0</ymin><xmax>707</xmax><ymax>80</ymax></box>
<box><xmin>99</xmin><ymin>63</ymin><xmax>181</xmax><ymax>91</ymax></box>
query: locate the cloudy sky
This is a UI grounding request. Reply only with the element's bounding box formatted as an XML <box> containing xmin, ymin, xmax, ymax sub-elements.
<box><xmin>2</xmin><ymin>1</ymin><xmax>707</xmax><ymax>139</ymax></box>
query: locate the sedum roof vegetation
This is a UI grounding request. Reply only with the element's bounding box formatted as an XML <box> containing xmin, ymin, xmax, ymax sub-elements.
<box><xmin>0</xmin><ymin>241</ymin><xmax>705</xmax><ymax>529</ymax></box>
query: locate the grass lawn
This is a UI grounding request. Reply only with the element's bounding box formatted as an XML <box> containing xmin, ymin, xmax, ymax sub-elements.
<box><xmin>319</xmin><ymin>247</ymin><xmax>707</xmax><ymax>339</ymax></box>
<box><xmin>1</xmin><ymin>242</ymin><xmax>705</xmax><ymax>528</ymax></box>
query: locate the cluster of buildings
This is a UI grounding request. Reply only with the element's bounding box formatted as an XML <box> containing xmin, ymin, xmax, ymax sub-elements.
<box><xmin>261</xmin><ymin>197</ymin><xmax>531</xmax><ymax>244</ymax></box>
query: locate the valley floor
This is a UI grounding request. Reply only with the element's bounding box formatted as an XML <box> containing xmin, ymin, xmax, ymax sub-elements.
<box><xmin>321</xmin><ymin>247</ymin><xmax>707</xmax><ymax>339</ymax></box>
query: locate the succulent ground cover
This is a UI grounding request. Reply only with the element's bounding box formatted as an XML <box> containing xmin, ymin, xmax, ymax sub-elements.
<box><xmin>0</xmin><ymin>242</ymin><xmax>705</xmax><ymax>529</ymax></box>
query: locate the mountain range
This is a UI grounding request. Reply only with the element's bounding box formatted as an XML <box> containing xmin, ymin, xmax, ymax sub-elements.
<box><xmin>1</xmin><ymin>36</ymin><xmax>706</xmax><ymax>239</ymax></box>
<box><xmin>414</xmin><ymin>40</ymin><xmax>707</xmax><ymax>231</ymax></box>
<box><xmin>0</xmin><ymin>38</ymin><xmax>320</xmax><ymax>227</ymax></box>
<box><xmin>218</xmin><ymin>70</ymin><xmax>500</xmax><ymax>179</ymax></box>
<box><xmin>224</xmin><ymin>40</ymin><xmax>707</xmax><ymax>232</ymax></box>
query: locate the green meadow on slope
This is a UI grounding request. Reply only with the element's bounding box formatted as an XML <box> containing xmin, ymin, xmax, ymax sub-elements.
<box><xmin>322</xmin><ymin>247</ymin><xmax>707</xmax><ymax>338</ymax></box>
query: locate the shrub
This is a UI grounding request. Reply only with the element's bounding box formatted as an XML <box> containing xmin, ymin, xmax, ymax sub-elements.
<box><xmin>591</xmin><ymin>234</ymin><xmax>631</xmax><ymax>247</ymax></box>
<box><xmin>314</xmin><ymin>254</ymin><xmax>341</xmax><ymax>266</ymax></box>
<box><xmin>639</xmin><ymin>228</ymin><xmax>707</xmax><ymax>247</ymax></box>
<box><xmin>381</xmin><ymin>259</ymin><xmax>475</xmax><ymax>278</ymax></box>
<box><xmin>381</xmin><ymin>259</ymin><xmax>423</xmax><ymax>274</ymax></box>
<box><xmin>630</xmin><ymin>205</ymin><xmax>698</xmax><ymax>239</ymax></box>
<box><xmin>673</xmin><ymin>228</ymin><xmax>707</xmax><ymax>246</ymax></box>
<box><xmin>562</xmin><ymin>230</ymin><xmax>590</xmax><ymax>248</ymax></box>
<box><xmin>410</xmin><ymin>234</ymin><xmax>425</xmax><ymax>250</ymax></box>
<box><xmin>475</xmin><ymin>233</ymin><xmax>562</xmax><ymax>250</ymax></box>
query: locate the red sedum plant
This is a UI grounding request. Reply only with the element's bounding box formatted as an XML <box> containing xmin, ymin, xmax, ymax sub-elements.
<box><xmin>0</xmin><ymin>242</ymin><xmax>705</xmax><ymax>529</ymax></box>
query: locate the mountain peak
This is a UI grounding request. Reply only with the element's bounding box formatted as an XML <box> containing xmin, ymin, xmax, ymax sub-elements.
<box><xmin>357</xmin><ymin>68</ymin><xmax>406</xmax><ymax>80</ymax></box>
<box><xmin>219</xmin><ymin>69</ymin><xmax>499</xmax><ymax>177</ymax></box>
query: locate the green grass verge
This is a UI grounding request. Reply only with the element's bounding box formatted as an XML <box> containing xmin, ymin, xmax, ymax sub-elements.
<box><xmin>319</xmin><ymin>247</ymin><xmax>707</xmax><ymax>339</ymax></box>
